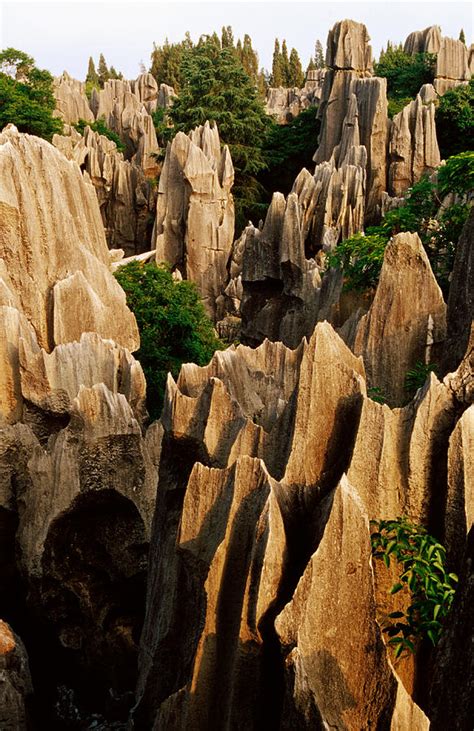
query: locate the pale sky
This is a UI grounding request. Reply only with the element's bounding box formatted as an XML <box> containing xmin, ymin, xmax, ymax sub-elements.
<box><xmin>0</xmin><ymin>1</ymin><xmax>472</xmax><ymax>80</ymax></box>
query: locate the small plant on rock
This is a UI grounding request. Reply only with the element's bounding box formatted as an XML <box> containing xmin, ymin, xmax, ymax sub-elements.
<box><xmin>370</xmin><ymin>517</ymin><xmax>458</xmax><ymax>658</ymax></box>
<box><xmin>404</xmin><ymin>361</ymin><xmax>438</xmax><ymax>399</ymax></box>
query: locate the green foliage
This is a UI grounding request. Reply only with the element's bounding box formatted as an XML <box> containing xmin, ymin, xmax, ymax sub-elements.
<box><xmin>438</xmin><ymin>151</ymin><xmax>474</xmax><ymax>198</ymax></box>
<box><xmin>367</xmin><ymin>386</ymin><xmax>387</xmax><ymax>404</ymax></box>
<box><xmin>114</xmin><ymin>261</ymin><xmax>223</xmax><ymax>418</ymax></box>
<box><xmin>436</xmin><ymin>79</ymin><xmax>474</xmax><ymax>159</ymax></box>
<box><xmin>404</xmin><ymin>361</ymin><xmax>438</xmax><ymax>397</ymax></box>
<box><xmin>260</xmin><ymin>107</ymin><xmax>321</xmax><ymax>197</ymax></box>
<box><xmin>74</xmin><ymin>117</ymin><xmax>125</xmax><ymax>152</ymax></box>
<box><xmin>150</xmin><ymin>34</ymin><xmax>193</xmax><ymax>91</ymax></box>
<box><xmin>327</xmin><ymin>232</ymin><xmax>387</xmax><ymax>292</ymax></box>
<box><xmin>271</xmin><ymin>38</ymin><xmax>304</xmax><ymax>87</ymax></box>
<box><xmin>0</xmin><ymin>47</ymin><xmax>63</xmax><ymax>140</ymax></box>
<box><xmin>387</xmin><ymin>96</ymin><xmax>413</xmax><ymax>119</ymax></box>
<box><xmin>375</xmin><ymin>45</ymin><xmax>436</xmax><ymax>102</ymax></box>
<box><xmin>459</xmin><ymin>28</ymin><xmax>466</xmax><ymax>45</ymax></box>
<box><xmin>314</xmin><ymin>40</ymin><xmax>325</xmax><ymax>69</ymax></box>
<box><xmin>371</xmin><ymin>518</ymin><xmax>458</xmax><ymax>658</ymax></box>
<box><xmin>168</xmin><ymin>36</ymin><xmax>271</xmax><ymax>233</ymax></box>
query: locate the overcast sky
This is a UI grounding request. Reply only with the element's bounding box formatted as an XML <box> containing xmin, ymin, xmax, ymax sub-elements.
<box><xmin>0</xmin><ymin>1</ymin><xmax>472</xmax><ymax>80</ymax></box>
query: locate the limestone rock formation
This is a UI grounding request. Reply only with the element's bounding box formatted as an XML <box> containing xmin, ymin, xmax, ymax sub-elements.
<box><xmin>53</xmin><ymin>71</ymin><xmax>95</xmax><ymax>125</ymax></box>
<box><xmin>0</xmin><ymin>621</ymin><xmax>33</xmax><ymax>730</ymax></box>
<box><xmin>354</xmin><ymin>231</ymin><xmax>446</xmax><ymax>405</ymax></box>
<box><xmin>0</xmin><ymin>125</ymin><xmax>139</xmax><ymax>355</ymax></box>
<box><xmin>265</xmin><ymin>70</ymin><xmax>325</xmax><ymax>124</ymax></box>
<box><xmin>0</xmin><ymin>128</ymin><xmax>159</xmax><ymax>720</ymax></box>
<box><xmin>53</xmin><ymin>125</ymin><xmax>156</xmax><ymax>255</ymax></box>
<box><xmin>90</xmin><ymin>76</ymin><xmax>159</xmax><ymax>176</ymax></box>
<box><xmin>153</xmin><ymin>122</ymin><xmax>235</xmax><ymax>318</ymax></box>
<box><xmin>135</xmin><ymin>308</ymin><xmax>471</xmax><ymax>727</ymax></box>
<box><xmin>403</xmin><ymin>26</ymin><xmax>442</xmax><ymax>55</ymax></box>
<box><xmin>237</xmin><ymin>159</ymin><xmax>366</xmax><ymax>347</ymax></box>
<box><xmin>388</xmin><ymin>90</ymin><xmax>440</xmax><ymax>196</ymax></box>
<box><xmin>434</xmin><ymin>37</ymin><xmax>471</xmax><ymax>94</ymax></box>
<box><xmin>157</xmin><ymin>83</ymin><xmax>177</xmax><ymax>109</ymax></box>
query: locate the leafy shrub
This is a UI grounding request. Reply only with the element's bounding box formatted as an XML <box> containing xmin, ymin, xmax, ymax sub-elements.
<box><xmin>75</xmin><ymin>117</ymin><xmax>125</xmax><ymax>152</ymax></box>
<box><xmin>435</xmin><ymin>78</ymin><xmax>474</xmax><ymax>159</ymax></box>
<box><xmin>437</xmin><ymin>150</ymin><xmax>474</xmax><ymax>198</ymax></box>
<box><xmin>367</xmin><ymin>386</ymin><xmax>387</xmax><ymax>404</ymax></box>
<box><xmin>0</xmin><ymin>47</ymin><xmax>63</xmax><ymax>140</ymax></box>
<box><xmin>326</xmin><ymin>232</ymin><xmax>387</xmax><ymax>292</ymax></box>
<box><xmin>404</xmin><ymin>361</ymin><xmax>438</xmax><ymax>398</ymax></box>
<box><xmin>114</xmin><ymin>261</ymin><xmax>223</xmax><ymax>419</ymax></box>
<box><xmin>371</xmin><ymin>517</ymin><xmax>458</xmax><ymax>658</ymax></box>
<box><xmin>375</xmin><ymin>46</ymin><xmax>436</xmax><ymax>101</ymax></box>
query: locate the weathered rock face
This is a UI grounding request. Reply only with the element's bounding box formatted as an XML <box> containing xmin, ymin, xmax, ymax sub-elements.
<box><xmin>153</xmin><ymin>122</ymin><xmax>235</xmax><ymax>318</ymax></box>
<box><xmin>442</xmin><ymin>206</ymin><xmax>474</xmax><ymax>375</ymax></box>
<box><xmin>403</xmin><ymin>25</ymin><xmax>471</xmax><ymax>95</ymax></box>
<box><xmin>53</xmin><ymin>71</ymin><xmax>95</xmax><ymax>125</ymax></box>
<box><xmin>0</xmin><ymin>128</ymin><xmax>159</xmax><ymax>722</ymax></box>
<box><xmin>0</xmin><ymin>621</ymin><xmax>33</xmax><ymax>730</ymax></box>
<box><xmin>354</xmin><ymin>231</ymin><xmax>446</xmax><ymax>406</ymax></box>
<box><xmin>53</xmin><ymin>125</ymin><xmax>156</xmax><ymax>255</ymax></box>
<box><xmin>90</xmin><ymin>76</ymin><xmax>159</xmax><ymax>176</ymax></box>
<box><xmin>265</xmin><ymin>70</ymin><xmax>325</xmax><ymax>124</ymax></box>
<box><xmin>388</xmin><ymin>91</ymin><xmax>440</xmax><ymax>196</ymax></box>
<box><xmin>0</xmin><ymin>125</ymin><xmax>138</xmax><ymax>355</ymax></box>
<box><xmin>135</xmin><ymin>300</ymin><xmax>471</xmax><ymax>727</ymax></box>
<box><xmin>237</xmin><ymin>159</ymin><xmax>367</xmax><ymax>347</ymax></box>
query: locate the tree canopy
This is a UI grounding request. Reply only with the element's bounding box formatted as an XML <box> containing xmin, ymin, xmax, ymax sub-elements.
<box><xmin>374</xmin><ymin>44</ymin><xmax>436</xmax><ymax>116</ymax></box>
<box><xmin>114</xmin><ymin>261</ymin><xmax>223</xmax><ymax>419</ymax></box>
<box><xmin>0</xmin><ymin>47</ymin><xmax>63</xmax><ymax>140</ymax></box>
<box><xmin>435</xmin><ymin>78</ymin><xmax>474</xmax><ymax>159</ymax></box>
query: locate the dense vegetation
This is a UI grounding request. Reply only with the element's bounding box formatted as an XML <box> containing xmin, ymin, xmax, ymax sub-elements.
<box><xmin>85</xmin><ymin>54</ymin><xmax>122</xmax><ymax>97</ymax></box>
<box><xmin>74</xmin><ymin>117</ymin><xmax>125</xmax><ymax>152</ymax></box>
<box><xmin>114</xmin><ymin>261</ymin><xmax>223</xmax><ymax>418</ymax></box>
<box><xmin>0</xmin><ymin>48</ymin><xmax>63</xmax><ymax>140</ymax></box>
<box><xmin>435</xmin><ymin>78</ymin><xmax>474</xmax><ymax>158</ymax></box>
<box><xmin>374</xmin><ymin>44</ymin><xmax>437</xmax><ymax>117</ymax></box>
<box><xmin>371</xmin><ymin>518</ymin><xmax>458</xmax><ymax>657</ymax></box>
<box><xmin>328</xmin><ymin>151</ymin><xmax>474</xmax><ymax>297</ymax></box>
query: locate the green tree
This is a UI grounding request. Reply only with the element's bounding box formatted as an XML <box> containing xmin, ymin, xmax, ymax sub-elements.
<box><xmin>271</xmin><ymin>39</ymin><xmax>284</xmax><ymax>86</ymax></box>
<box><xmin>97</xmin><ymin>53</ymin><xmax>110</xmax><ymax>88</ymax></box>
<box><xmin>435</xmin><ymin>78</ymin><xmax>474</xmax><ymax>158</ymax></box>
<box><xmin>459</xmin><ymin>28</ymin><xmax>466</xmax><ymax>45</ymax></box>
<box><xmin>374</xmin><ymin>46</ymin><xmax>436</xmax><ymax>102</ymax></box>
<box><xmin>221</xmin><ymin>25</ymin><xmax>234</xmax><ymax>49</ymax></box>
<box><xmin>86</xmin><ymin>56</ymin><xmax>99</xmax><ymax>86</ymax></box>
<box><xmin>314</xmin><ymin>39</ymin><xmax>325</xmax><ymax>69</ymax></box>
<box><xmin>281</xmin><ymin>40</ymin><xmax>290</xmax><ymax>85</ymax></box>
<box><xmin>306</xmin><ymin>56</ymin><xmax>316</xmax><ymax>75</ymax></box>
<box><xmin>168</xmin><ymin>37</ymin><xmax>271</xmax><ymax>232</ymax></box>
<box><xmin>288</xmin><ymin>47</ymin><xmax>304</xmax><ymax>87</ymax></box>
<box><xmin>114</xmin><ymin>261</ymin><xmax>223</xmax><ymax>419</ymax></box>
<box><xmin>0</xmin><ymin>47</ymin><xmax>63</xmax><ymax>140</ymax></box>
<box><xmin>238</xmin><ymin>34</ymin><xmax>259</xmax><ymax>84</ymax></box>
<box><xmin>150</xmin><ymin>37</ymin><xmax>191</xmax><ymax>91</ymax></box>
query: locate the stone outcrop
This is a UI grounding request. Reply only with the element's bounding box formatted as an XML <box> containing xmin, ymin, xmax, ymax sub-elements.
<box><xmin>403</xmin><ymin>26</ymin><xmax>471</xmax><ymax>95</ymax></box>
<box><xmin>0</xmin><ymin>128</ymin><xmax>160</xmax><ymax>722</ymax></box>
<box><xmin>53</xmin><ymin>72</ymin><xmax>94</xmax><ymax>125</ymax></box>
<box><xmin>135</xmin><ymin>304</ymin><xmax>470</xmax><ymax>727</ymax></box>
<box><xmin>153</xmin><ymin>122</ymin><xmax>234</xmax><ymax>318</ymax></box>
<box><xmin>388</xmin><ymin>91</ymin><xmax>441</xmax><ymax>196</ymax></box>
<box><xmin>265</xmin><ymin>70</ymin><xmax>325</xmax><ymax>124</ymax></box>
<box><xmin>0</xmin><ymin>125</ymin><xmax>138</xmax><ymax>355</ymax></box>
<box><xmin>0</xmin><ymin>621</ymin><xmax>33</xmax><ymax>730</ymax></box>
<box><xmin>90</xmin><ymin>76</ymin><xmax>159</xmax><ymax>176</ymax></box>
<box><xmin>235</xmin><ymin>158</ymin><xmax>366</xmax><ymax>347</ymax></box>
<box><xmin>354</xmin><ymin>231</ymin><xmax>446</xmax><ymax>405</ymax></box>
<box><xmin>53</xmin><ymin>125</ymin><xmax>156</xmax><ymax>255</ymax></box>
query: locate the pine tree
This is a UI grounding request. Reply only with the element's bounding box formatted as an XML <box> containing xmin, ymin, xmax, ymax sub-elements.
<box><xmin>271</xmin><ymin>39</ymin><xmax>283</xmax><ymax>86</ymax></box>
<box><xmin>288</xmin><ymin>48</ymin><xmax>304</xmax><ymax>87</ymax></box>
<box><xmin>221</xmin><ymin>25</ymin><xmax>234</xmax><ymax>48</ymax></box>
<box><xmin>306</xmin><ymin>56</ymin><xmax>316</xmax><ymax>75</ymax></box>
<box><xmin>240</xmin><ymin>34</ymin><xmax>259</xmax><ymax>83</ymax></box>
<box><xmin>281</xmin><ymin>40</ymin><xmax>290</xmax><ymax>85</ymax></box>
<box><xmin>459</xmin><ymin>28</ymin><xmax>466</xmax><ymax>45</ymax></box>
<box><xmin>257</xmin><ymin>69</ymin><xmax>268</xmax><ymax>98</ymax></box>
<box><xmin>109</xmin><ymin>65</ymin><xmax>123</xmax><ymax>80</ymax></box>
<box><xmin>314</xmin><ymin>40</ymin><xmax>325</xmax><ymax>69</ymax></box>
<box><xmin>85</xmin><ymin>56</ymin><xmax>99</xmax><ymax>86</ymax></box>
<box><xmin>97</xmin><ymin>53</ymin><xmax>110</xmax><ymax>88</ymax></box>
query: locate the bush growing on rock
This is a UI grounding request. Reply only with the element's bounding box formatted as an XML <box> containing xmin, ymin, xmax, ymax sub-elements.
<box><xmin>74</xmin><ymin>117</ymin><xmax>125</xmax><ymax>152</ymax></box>
<box><xmin>374</xmin><ymin>45</ymin><xmax>436</xmax><ymax>114</ymax></box>
<box><xmin>0</xmin><ymin>47</ymin><xmax>63</xmax><ymax>140</ymax></box>
<box><xmin>114</xmin><ymin>261</ymin><xmax>223</xmax><ymax>419</ymax></box>
<box><xmin>435</xmin><ymin>78</ymin><xmax>474</xmax><ymax>158</ymax></box>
